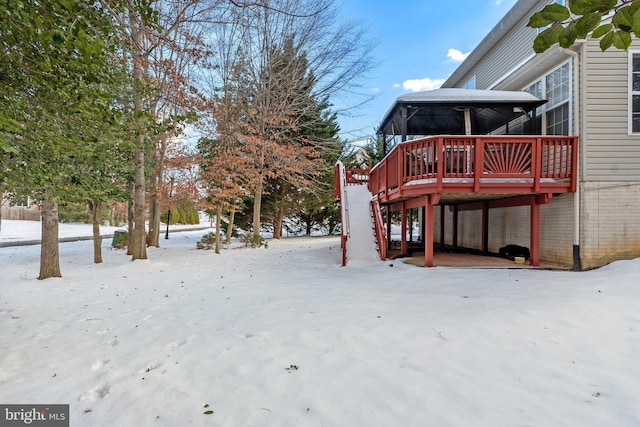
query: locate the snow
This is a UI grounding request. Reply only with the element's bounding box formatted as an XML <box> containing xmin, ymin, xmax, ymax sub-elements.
<box><xmin>395</xmin><ymin>88</ymin><xmax>544</xmax><ymax>104</ymax></box>
<box><xmin>402</xmin><ymin>177</ymin><xmax>559</xmax><ymax>186</ymax></box>
<box><xmin>0</xmin><ymin>220</ymin><xmax>122</xmax><ymax>243</ymax></box>
<box><xmin>343</xmin><ymin>185</ymin><xmax>379</xmax><ymax>266</ymax></box>
<box><xmin>1</xmin><ymin>219</ymin><xmax>640</xmax><ymax>426</ymax></box>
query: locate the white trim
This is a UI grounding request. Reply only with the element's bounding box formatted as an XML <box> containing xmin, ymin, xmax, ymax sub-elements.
<box><xmin>520</xmin><ymin>59</ymin><xmax>572</xmax><ymax>136</ymax></box>
<box><xmin>549</xmin><ymin>60</ymin><xmax>572</xmax><ymax>135</ymax></box>
<box><xmin>487</xmin><ymin>53</ymin><xmax>536</xmax><ymax>90</ymax></box>
<box><xmin>628</xmin><ymin>50</ymin><xmax>640</xmax><ymax>135</ymax></box>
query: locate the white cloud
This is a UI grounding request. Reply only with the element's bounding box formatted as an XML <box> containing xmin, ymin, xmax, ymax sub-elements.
<box><xmin>402</xmin><ymin>77</ymin><xmax>445</xmax><ymax>92</ymax></box>
<box><xmin>392</xmin><ymin>83</ymin><xmax>401</xmax><ymax>89</ymax></box>
<box><xmin>447</xmin><ymin>48</ymin><xmax>469</xmax><ymax>63</ymax></box>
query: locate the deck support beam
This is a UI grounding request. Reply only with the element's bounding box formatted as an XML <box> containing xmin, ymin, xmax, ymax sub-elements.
<box><xmin>423</xmin><ymin>194</ymin><xmax>440</xmax><ymax>267</ymax></box>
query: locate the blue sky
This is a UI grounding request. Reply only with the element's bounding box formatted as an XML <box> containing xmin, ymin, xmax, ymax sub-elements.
<box><xmin>335</xmin><ymin>0</ymin><xmax>519</xmax><ymax>143</ymax></box>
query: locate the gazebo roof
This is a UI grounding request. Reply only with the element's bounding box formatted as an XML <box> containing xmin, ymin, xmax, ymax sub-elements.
<box><xmin>377</xmin><ymin>88</ymin><xmax>547</xmax><ymax>137</ymax></box>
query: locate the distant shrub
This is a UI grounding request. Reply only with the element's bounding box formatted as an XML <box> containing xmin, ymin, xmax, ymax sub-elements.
<box><xmin>161</xmin><ymin>202</ymin><xmax>200</xmax><ymax>225</ymax></box>
<box><xmin>240</xmin><ymin>233</ymin><xmax>266</xmax><ymax>248</ymax></box>
<box><xmin>58</xmin><ymin>202</ymin><xmax>91</xmax><ymax>223</ymax></box>
<box><xmin>196</xmin><ymin>232</ymin><xmax>216</xmax><ymax>250</ymax></box>
<box><xmin>111</xmin><ymin>230</ymin><xmax>128</xmax><ymax>249</ymax></box>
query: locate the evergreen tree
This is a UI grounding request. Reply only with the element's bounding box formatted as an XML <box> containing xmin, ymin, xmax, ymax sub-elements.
<box><xmin>1</xmin><ymin>0</ymin><xmax>130</xmax><ymax>277</ymax></box>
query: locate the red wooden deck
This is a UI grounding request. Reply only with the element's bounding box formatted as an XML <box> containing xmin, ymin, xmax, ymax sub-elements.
<box><xmin>335</xmin><ymin>135</ymin><xmax>578</xmax><ymax>268</ymax></box>
<box><xmin>369</xmin><ymin>135</ymin><xmax>577</xmax><ymax>204</ymax></box>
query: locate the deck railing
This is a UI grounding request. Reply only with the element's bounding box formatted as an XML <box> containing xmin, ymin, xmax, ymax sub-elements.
<box><xmin>369</xmin><ymin>135</ymin><xmax>578</xmax><ymax>202</ymax></box>
<box><xmin>370</xmin><ymin>198</ymin><xmax>387</xmax><ymax>261</ymax></box>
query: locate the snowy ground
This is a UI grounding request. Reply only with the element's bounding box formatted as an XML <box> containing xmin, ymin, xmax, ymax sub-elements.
<box><xmin>1</xmin><ymin>219</ymin><xmax>640</xmax><ymax>426</ymax></box>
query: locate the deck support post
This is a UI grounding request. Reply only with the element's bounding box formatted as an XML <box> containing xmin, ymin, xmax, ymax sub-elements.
<box><xmin>400</xmin><ymin>202</ymin><xmax>408</xmax><ymax>255</ymax></box>
<box><xmin>421</xmin><ymin>206</ymin><xmax>426</xmax><ymax>244</ymax></box>
<box><xmin>530</xmin><ymin>199</ymin><xmax>541</xmax><ymax>266</ymax></box>
<box><xmin>452</xmin><ymin>205</ymin><xmax>459</xmax><ymax>252</ymax></box>
<box><xmin>440</xmin><ymin>205</ymin><xmax>446</xmax><ymax>251</ymax></box>
<box><xmin>482</xmin><ymin>201</ymin><xmax>489</xmax><ymax>254</ymax></box>
<box><xmin>386</xmin><ymin>205</ymin><xmax>392</xmax><ymax>252</ymax></box>
<box><xmin>409</xmin><ymin>209</ymin><xmax>414</xmax><ymax>242</ymax></box>
<box><xmin>423</xmin><ymin>194</ymin><xmax>440</xmax><ymax>267</ymax></box>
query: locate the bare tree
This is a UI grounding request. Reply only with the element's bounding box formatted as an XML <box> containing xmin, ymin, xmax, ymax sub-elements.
<box><xmin>229</xmin><ymin>0</ymin><xmax>375</xmax><ymax>238</ymax></box>
<box><xmin>197</xmin><ymin>5</ymin><xmax>251</xmax><ymax>252</ymax></box>
<box><xmin>101</xmin><ymin>0</ymin><xmax>223</xmax><ymax>257</ymax></box>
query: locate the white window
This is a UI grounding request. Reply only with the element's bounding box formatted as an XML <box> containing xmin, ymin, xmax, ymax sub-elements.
<box><xmin>629</xmin><ymin>51</ymin><xmax>640</xmax><ymax>134</ymax></box>
<box><xmin>545</xmin><ymin>63</ymin><xmax>570</xmax><ymax>135</ymax></box>
<box><xmin>464</xmin><ymin>75</ymin><xmax>476</xmax><ymax>89</ymax></box>
<box><xmin>523</xmin><ymin>61</ymin><xmax>571</xmax><ymax>135</ymax></box>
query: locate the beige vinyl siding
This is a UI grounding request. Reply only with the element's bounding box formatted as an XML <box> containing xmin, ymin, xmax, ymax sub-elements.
<box><xmin>449</xmin><ymin>24</ymin><xmax>537</xmax><ymax>89</ymax></box>
<box><xmin>445</xmin><ymin>0</ymin><xmax>551</xmax><ymax>89</ymax></box>
<box><xmin>475</xmin><ymin>26</ymin><xmax>537</xmax><ymax>89</ymax></box>
<box><xmin>584</xmin><ymin>40</ymin><xmax>640</xmax><ymax>180</ymax></box>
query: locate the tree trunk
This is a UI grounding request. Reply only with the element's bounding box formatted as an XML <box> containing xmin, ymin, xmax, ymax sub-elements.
<box><xmin>306</xmin><ymin>216</ymin><xmax>312</xmax><ymax>236</ymax></box>
<box><xmin>147</xmin><ymin>192</ymin><xmax>160</xmax><ymax>247</ymax></box>
<box><xmin>225</xmin><ymin>209</ymin><xmax>236</xmax><ymax>244</ymax></box>
<box><xmin>90</xmin><ymin>199</ymin><xmax>103</xmax><ymax>264</ymax></box>
<box><xmin>130</xmin><ymin>13</ymin><xmax>147</xmax><ymax>261</ymax></box>
<box><xmin>127</xmin><ymin>197</ymin><xmax>134</xmax><ymax>256</ymax></box>
<box><xmin>215</xmin><ymin>206</ymin><xmax>222</xmax><ymax>254</ymax></box>
<box><xmin>131</xmin><ymin>146</ymin><xmax>147</xmax><ymax>260</ymax></box>
<box><xmin>274</xmin><ymin>206</ymin><xmax>284</xmax><ymax>239</ymax></box>
<box><xmin>38</xmin><ymin>199</ymin><xmax>61</xmax><ymax>280</ymax></box>
<box><xmin>147</xmin><ymin>161</ymin><xmax>163</xmax><ymax>247</ymax></box>
<box><xmin>328</xmin><ymin>217</ymin><xmax>338</xmax><ymax>235</ymax></box>
<box><xmin>252</xmin><ymin>173</ymin><xmax>263</xmax><ymax>239</ymax></box>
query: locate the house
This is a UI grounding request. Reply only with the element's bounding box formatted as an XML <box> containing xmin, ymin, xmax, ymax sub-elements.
<box><xmin>439</xmin><ymin>0</ymin><xmax>640</xmax><ymax>269</ymax></box>
<box><xmin>335</xmin><ymin>0</ymin><xmax>640</xmax><ymax>270</ymax></box>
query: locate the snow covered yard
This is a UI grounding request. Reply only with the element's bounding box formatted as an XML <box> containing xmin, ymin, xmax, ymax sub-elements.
<box><xmin>1</xmin><ymin>222</ymin><xmax>639</xmax><ymax>426</ymax></box>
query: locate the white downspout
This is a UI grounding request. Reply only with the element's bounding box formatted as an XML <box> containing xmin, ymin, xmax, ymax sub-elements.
<box><xmin>560</xmin><ymin>42</ymin><xmax>585</xmax><ymax>270</ymax></box>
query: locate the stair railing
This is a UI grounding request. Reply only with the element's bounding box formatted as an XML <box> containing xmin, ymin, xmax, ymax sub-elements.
<box><xmin>370</xmin><ymin>197</ymin><xmax>387</xmax><ymax>261</ymax></box>
<box><xmin>335</xmin><ymin>161</ymin><xmax>350</xmax><ymax>266</ymax></box>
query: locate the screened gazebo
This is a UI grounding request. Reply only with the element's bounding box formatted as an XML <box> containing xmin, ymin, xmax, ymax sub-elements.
<box><xmin>377</xmin><ymin>88</ymin><xmax>547</xmax><ymax>155</ymax></box>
